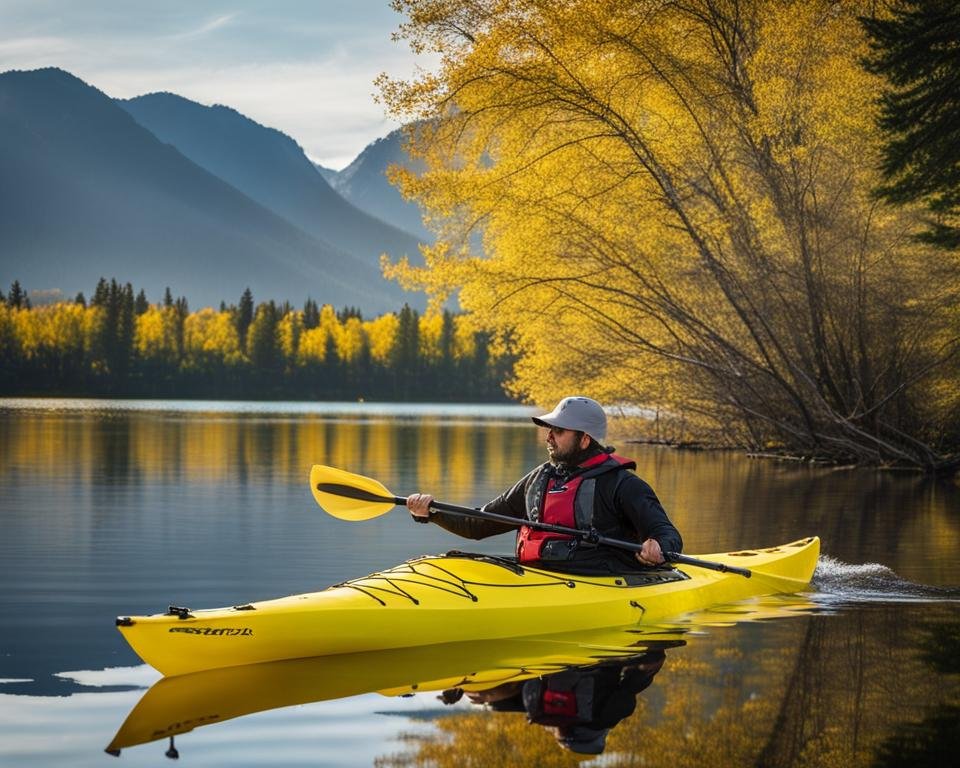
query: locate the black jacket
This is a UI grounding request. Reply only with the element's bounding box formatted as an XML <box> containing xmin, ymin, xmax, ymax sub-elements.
<box><xmin>430</xmin><ymin>456</ymin><xmax>683</xmax><ymax>574</ymax></box>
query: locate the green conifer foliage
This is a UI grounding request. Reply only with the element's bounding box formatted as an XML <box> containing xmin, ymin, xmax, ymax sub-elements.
<box><xmin>862</xmin><ymin>0</ymin><xmax>960</xmax><ymax>248</ymax></box>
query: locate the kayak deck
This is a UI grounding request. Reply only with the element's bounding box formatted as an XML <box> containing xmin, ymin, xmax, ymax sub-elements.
<box><xmin>116</xmin><ymin>536</ymin><xmax>819</xmax><ymax>677</ymax></box>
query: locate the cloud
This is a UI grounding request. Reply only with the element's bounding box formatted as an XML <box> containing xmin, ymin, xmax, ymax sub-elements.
<box><xmin>170</xmin><ymin>12</ymin><xmax>238</xmax><ymax>41</ymax></box>
<box><xmin>0</xmin><ymin>2</ymin><xmax>436</xmax><ymax>168</ymax></box>
<box><xmin>90</xmin><ymin>54</ymin><xmax>412</xmax><ymax>168</ymax></box>
<box><xmin>0</xmin><ymin>36</ymin><xmax>72</xmax><ymax>60</ymax></box>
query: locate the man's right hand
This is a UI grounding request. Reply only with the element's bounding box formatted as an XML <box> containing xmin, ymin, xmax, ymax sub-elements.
<box><xmin>406</xmin><ymin>493</ymin><xmax>434</xmax><ymax>520</ymax></box>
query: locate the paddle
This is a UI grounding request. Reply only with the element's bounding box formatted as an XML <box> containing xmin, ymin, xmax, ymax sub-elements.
<box><xmin>310</xmin><ymin>465</ymin><xmax>752</xmax><ymax>578</ymax></box>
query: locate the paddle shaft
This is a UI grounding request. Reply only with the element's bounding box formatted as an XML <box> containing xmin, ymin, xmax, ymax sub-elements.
<box><xmin>313</xmin><ymin>480</ymin><xmax>751</xmax><ymax>578</ymax></box>
<box><xmin>424</xmin><ymin>499</ymin><xmax>752</xmax><ymax>578</ymax></box>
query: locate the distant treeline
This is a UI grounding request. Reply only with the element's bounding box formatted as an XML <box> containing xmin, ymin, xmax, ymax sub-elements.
<box><xmin>0</xmin><ymin>280</ymin><xmax>513</xmax><ymax>401</ymax></box>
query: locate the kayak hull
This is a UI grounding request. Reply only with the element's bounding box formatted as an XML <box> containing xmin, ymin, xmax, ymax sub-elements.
<box><xmin>116</xmin><ymin>536</ymin><xmax>819</xmax><ymax>677</ymax></box>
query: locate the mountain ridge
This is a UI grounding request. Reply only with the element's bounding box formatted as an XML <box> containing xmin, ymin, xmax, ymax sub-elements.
<box><xmin>328</xmin><ymin>126</ymin><xmax>432</xmax><ymax>241</ymax></box>
<box><xmin>119</xmin><ymin>91</ymin><xmax>425</xmax><ymax>273</ymax></box>
<box><xmin>0</xmin><ymin>68</ymin><xmax>419</xmax><ymax>311</ymax></box>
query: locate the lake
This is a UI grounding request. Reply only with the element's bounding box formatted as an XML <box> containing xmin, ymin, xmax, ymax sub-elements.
<box><xmin>1</xmin><ymin>398</ymin><xmax>958</xmax><ymax>766</ymax></box>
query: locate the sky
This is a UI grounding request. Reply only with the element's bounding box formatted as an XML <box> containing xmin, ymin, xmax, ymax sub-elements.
<box><xmin>0</xmin><ymin>0</ymin><xmax>433</xmax><ymax>169</ymax></box>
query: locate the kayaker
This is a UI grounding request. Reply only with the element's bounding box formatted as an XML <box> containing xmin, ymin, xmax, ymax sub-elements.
<box><xmin>406</xmin><ymin>395</ymin><xmax>683</xmax><ymax>573</ymax></box>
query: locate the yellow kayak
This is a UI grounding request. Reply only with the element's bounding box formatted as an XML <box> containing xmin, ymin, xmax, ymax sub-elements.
<box><xmin>115</xmin><ymin>536</ymin><xmax>819</xmax><ymax>677</ymax></box>
<box><xmin>108</xmin><ymin>590</ymin><xmax>821</xmax><ymax>755</ymax></box>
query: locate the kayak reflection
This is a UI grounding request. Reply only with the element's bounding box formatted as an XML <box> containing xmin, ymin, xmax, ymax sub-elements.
<box><xmin>105</xmin><ymin>625</ymin><xmax>684</xmax><ymax>757</ymax></box>
<box><xmin>106</xmin><ymin>594</ymin><xmax>818</xmax><ymax>758</ymax></box>
<box><xmin>442</xmin><ymin>650</ymin><xmax>666</xmax><ymax>755</ymax></box>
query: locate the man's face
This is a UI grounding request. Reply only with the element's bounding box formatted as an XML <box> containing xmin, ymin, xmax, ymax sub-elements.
<box><xmin>545</xmin><ymin>426</ymin><xmax>587</xmax><ymax>463</ymax></box>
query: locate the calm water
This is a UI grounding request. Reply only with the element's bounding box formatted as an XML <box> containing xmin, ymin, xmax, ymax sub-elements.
<box><xmin>0</xmin><ymin>398</ymin><xmax>958</xmax><ymax>766</ymax></box>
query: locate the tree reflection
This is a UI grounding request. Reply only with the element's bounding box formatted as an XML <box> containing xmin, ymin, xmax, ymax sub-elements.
<box><xmin>378</xmin><ymin>608</ymin><xmax>960</xmax><ymax>768</ymax></box>
<box><xmin>872</xmin><ymin>705</ymin><xmax>960</xmax><ymax>768</ymax></box>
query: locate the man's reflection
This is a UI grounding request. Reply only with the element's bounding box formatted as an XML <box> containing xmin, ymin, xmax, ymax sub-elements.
<box><xmin>442</xmin><ymin>650</ymin><xmax>666</xmax><ymax>755</ymax></box>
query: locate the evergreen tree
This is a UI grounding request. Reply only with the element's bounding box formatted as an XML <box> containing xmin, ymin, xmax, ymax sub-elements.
<box><xmin>8</xmin><ymin>281</ymin><xmax>26</xmax><ymax>309</ymax></box>
<box><xmin>392</xmin><ymin>304</ymin><xmax>420</xmax><ymax>396</ymax></box>
<box><xmin>247</xmin><ymin>301</ymin><xmax>281</xmax><ymax>372</ymax></box>
<box><xmin>174</xmin><ymin>296</ymin><xmax>189</xmax><ymax>361</ymax></box>
<box><xmin>438</xmin><ymin>310</ymin><xmax>457</xmax><ymax>387</ymax></box>
<box><xmin>134</xmin><ymin>289</ymin><xmax>149</xmax><ymax>315</ymax></box>
<box><xmin>862</xmin><ymin>1</ymin><xmax>960</xmax><ymax>248</ymax></box>
<box><xmin>92</xmin><ymin>278</ymin><xmax>109</xmax><ymax>308</ymax></box>
<box><xmin>0</xmin><ymin>288</ymin><xmax>5</xmax><ymax>305</ymax></box>
<box><xmin>108</xmin><ymin>279</ymin><xmax>122</xmax><ymax>355</ymax></box>
<box><xmin>115</xmin><ymin>283</ymin><xmax>135</xmax><ymax>381</ymax></box>
<box><xmin>237</xmin><ymin>288</ymin><xmax>254</xmax><ymax>349</ymax></box>
<box><xmin>89</xmin><ymin>278</ymin><xmax>124</xmax><ymax>383</ymax></box>
<box><xmin>122</xmin><ymin>284</ymin><xmax>135</xmax><ymax>333</ymax></box>
<box><xmin>303</xmin><ymin>298</ymin><xmax>320</xmax><ymax>330</ymax></box>
<box><xmin>163</xmin><ymin>287</ymin><xmax>174</xmax><ymax>308</ymax></box>
<box><xmin>323</xmin><ymin>313</ymin><xmax>339</xmax><ymax>383</ymax></box>
<box><xmin>75</xmin><ymin>292</ymin><xmax>87</xmax><ymax>307</ymax></box>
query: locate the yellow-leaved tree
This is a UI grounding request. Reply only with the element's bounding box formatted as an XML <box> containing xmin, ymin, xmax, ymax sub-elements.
<box><xmin>379</xmin><ymin>0</ymin><xmax>960</xmax><ymax>471</ymax></box>
<box><xmin>135</xmin><ymin>305</ymin><xmax>180</xmax><ymax>367</ymax></box>
<box><xmin>183</xmin><ymin>308</ymin><xmax>243</xmax><ymax>368</ymax></box>
<box><xmin>365</xmin><ymin>312</ymin><xmax>401</xmax><ymax>365</ymax></box>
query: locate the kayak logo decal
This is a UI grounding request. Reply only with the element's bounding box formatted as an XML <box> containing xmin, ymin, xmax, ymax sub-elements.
<box><xmin>152</xmin><ymin>713</ymin><xmax>220</xmax><ymax>738</ymax></box>
<box><xmin>168</xmin><ymin>627</ymin><xmax>253</xmax><ymax>636</ymax></box>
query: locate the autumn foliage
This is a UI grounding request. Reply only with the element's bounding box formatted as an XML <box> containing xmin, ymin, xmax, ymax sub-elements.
<box><xmin>0</xmin><ymin>279</ymin><xmax>510</xmax><ymax>401</ymax></box>
<box><xmin>379</xmin><ymin>0</ymin><xmax>959</xmax><ymax>471</ymax></box>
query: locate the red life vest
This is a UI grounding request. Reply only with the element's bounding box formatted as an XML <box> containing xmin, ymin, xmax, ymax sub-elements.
<box><xmin>520</xmin><ymin>668</ymin><xmax>600</xmax><ymax>726</ymax></box>
<box><xmin>516</xmin><ymin>453</ymin><xmax>635</xmax><ymax>563</ymax></box>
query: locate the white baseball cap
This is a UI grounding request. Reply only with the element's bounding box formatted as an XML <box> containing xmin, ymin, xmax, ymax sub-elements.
<box><xmin>532</xmin><ymin>396</ymin><xmax>607</xmax><ymax>441</ymax></box>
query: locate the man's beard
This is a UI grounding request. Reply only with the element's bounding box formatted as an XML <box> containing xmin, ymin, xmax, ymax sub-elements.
<box><xmin>549</xmin><ymin>442</ymin><xmax>592</xmax><ymax>467</ymax></box>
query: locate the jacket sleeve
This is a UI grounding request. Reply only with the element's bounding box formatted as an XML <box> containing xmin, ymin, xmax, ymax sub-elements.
<box><xmin>429</xmin><ymin>472</ymin><xmax>531</xmax><ymax>540</ymax></box>
<box><xmin>614</xmin><ymin>474</ymin><xmax>683</xmax><ymax>554</ymax></box>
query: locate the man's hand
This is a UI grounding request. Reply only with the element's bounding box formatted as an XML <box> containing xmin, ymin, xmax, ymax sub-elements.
<box><xmin>406</xmin><ymin>493</ymin><xmax>434</xmax><ymax>521</ymax></box>
<box><xmin>635</xmin><ymin>538</ymin><xmax>664</xmax><ymax>566</ymax></box>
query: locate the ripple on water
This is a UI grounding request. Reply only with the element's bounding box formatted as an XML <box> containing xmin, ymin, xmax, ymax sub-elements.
<box><xmin>812</xmin><ymin>555</ymin><xmax>960</xmax><ymax>605</ymax></box>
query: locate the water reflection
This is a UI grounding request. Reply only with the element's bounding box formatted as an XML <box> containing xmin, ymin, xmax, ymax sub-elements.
<box><xmin>105</xmin><ymin>626</ymin><xmax>685</xmax><ymax>757</ymax></box>
<box><xmin>3</xmin><ymin>401</ymin><xmax>957</xmax><ymax>581</ymax></box>
<box><xmin>0</xmin><ymin>403</ymin><xmax>539</xmax><ymax>498</ymax></box>
<box><xmin>379</xmin><ymin>605</ymin><xmax>960</xmax><ymax>768</ymax></box>
<box><xmin>443</xmin><ymin>651</ymin><xmax>666</xmax><ymax>756</ymax></box>
<box><xmin>2</xmin><ymin>400</ymin><xmax>959</xmax><ymax>766</ymax></box>
<box><xmin>103</xmin><ymin>597</ymin><xmax>960</xmax><ymax>766</ymax></box>
<box><xmin>2</xmin><ymin>400</ymin><xmax>958</xmax><ymax>695</ymax></box>
<box><xmin>872</xmin><ymin>705</ymin><xmax>960</xmax><ymax>767</ymax></box>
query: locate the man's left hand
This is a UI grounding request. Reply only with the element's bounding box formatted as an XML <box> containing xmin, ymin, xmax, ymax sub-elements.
<box><xmin>636</xmin><ymin>538</ymin><xmax>664</xmax><ymax>566</ymax></box>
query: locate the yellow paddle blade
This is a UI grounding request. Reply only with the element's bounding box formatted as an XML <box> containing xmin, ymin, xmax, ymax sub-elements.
<box><xmin>309</xmin><ymin>465</ymin><xmax>399</xmax><ymax>521</ymax></box>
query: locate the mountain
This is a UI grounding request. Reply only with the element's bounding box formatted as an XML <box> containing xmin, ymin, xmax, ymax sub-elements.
<box><xmin>314</xmin><ymin>164</ymin><xmax>339</xmax><ymax>185</ymax></box>
<box><xmin>0</xmin><ymin>68</ymin><xmax>414</xmax><ymax>312</ymax></box>
<box><xmin>118</xmin><ymin>93</ymin><xmax>424</xmax><ymax>273</ymax></box>
<box><xmin>328</xmin><ymin>127</ymin><xmax>432</xmax><ymax>242</ymax></box>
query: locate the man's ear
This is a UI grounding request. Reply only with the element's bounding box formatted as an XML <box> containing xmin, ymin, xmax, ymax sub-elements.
<box><xmin>579</xmin><ymin>432</ymin><xmax>591</xmax><ymax>450</ymax></box>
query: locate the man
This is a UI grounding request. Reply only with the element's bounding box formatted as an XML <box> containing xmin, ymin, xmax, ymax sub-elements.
<box><xmin>407</xmin><ymin>396</ymin><xmax>682</xmax><ymax>573</ymax></box>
